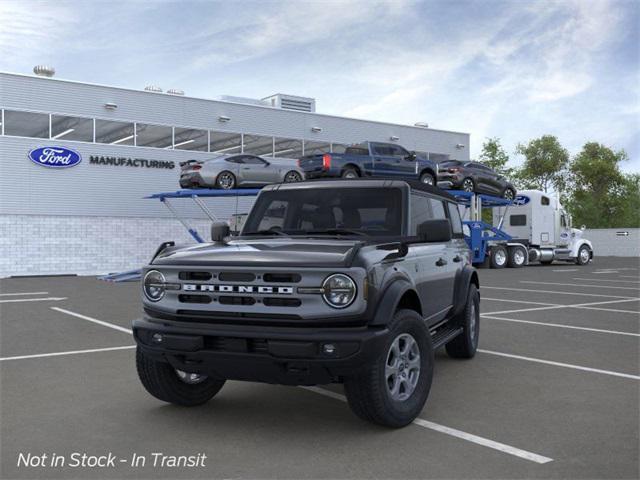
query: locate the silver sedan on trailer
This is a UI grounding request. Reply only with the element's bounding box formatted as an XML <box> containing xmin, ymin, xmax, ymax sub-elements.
<box><xmin>179</xmin><ymin>154</ymin><xmax>305</xmax><ymax>189</ymax></box>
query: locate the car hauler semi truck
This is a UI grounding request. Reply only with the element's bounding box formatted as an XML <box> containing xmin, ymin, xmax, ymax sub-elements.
<box><xmin>492</xmin><ymin>190</ymin><xmax>593</xmax><ymax>266</ymax></box>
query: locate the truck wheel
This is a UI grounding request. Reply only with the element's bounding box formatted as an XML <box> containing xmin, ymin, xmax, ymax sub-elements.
<box><xmin>576</xmin><ymin>245</ymin><xmax>591</xmax><ymax>265</ymax></box>
<box><xmin>446</xmin><ymin>284</ymin><xmax>480</xmax><ymax>359</ymax></box>
<box><xmin>507</xmin><ymin>246</ymin><xmax>526</xmax><ymax>268</ymax></box>
<box><xmin>420</xmin><ymin>172</ymin><xmax>435</xmax><ymax>185</ymax></box>
<box><xmin>341</xmin><ymin>168</ymin><xmax>359</xmax><ymax>179</ymax></box>
<box><xmin>136</xmin><ymin>348</ymin><xmax>225</xmax><ymax>406</ymax></box>
<box><xmin>490</xmin><ymin>245</ymin><xmax>507</xmax><ymax>269</ymax></box>
<box><xmin>344</xmin><ymin>309</ymin><xmax>434</xmax><ymax>428</ymax></box>
<box><xmin>462</xmin><ymin>178</ymin><xmax>475</xmax><ymax>192</ymax></box>
<box><xmin>216</xmin><ymin>171</ymin><xmax>236</xmax><ymax>189</ymax></box>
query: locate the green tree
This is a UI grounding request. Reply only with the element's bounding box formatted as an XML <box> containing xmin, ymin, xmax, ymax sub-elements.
<box><xmin>565</xmin><ymin>142</ymin><xmax>638</xmax><ymax>228</ymax></box>
<box><xmin>479</xmin><ymin>137</ymin><xmax>512</xmax><ymax>176</ymax></box>
<box><xmin>516</xmin><ymin>135</ymin><xmax>569</xmax><ymax>193</ymax></box>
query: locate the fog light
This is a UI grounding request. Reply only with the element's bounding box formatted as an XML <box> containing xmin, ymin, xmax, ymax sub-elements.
<box><xmin>152</xmin><ymin>333</ymin><xmax>163</xmax><ymax>344</ymax></box>
<box><xmin>323</xmin><ymin>343</ymin><xmax>336</xmax><ymax>355</ymax></box>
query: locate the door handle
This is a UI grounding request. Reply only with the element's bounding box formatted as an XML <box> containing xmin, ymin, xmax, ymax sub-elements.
<box><xmin>242</xmin><ymin>167</ymin><xmax>250</xmax><ymax>170</ymax></box>
<box><xmin>453</xmin><ymin>255</ymin><xmax>462</xmax><ymax>263</ymax></box>
<box><xmin>436</xmin><ymin>258</ymin><xmax>448</xmax><ymax>267</ymax></box>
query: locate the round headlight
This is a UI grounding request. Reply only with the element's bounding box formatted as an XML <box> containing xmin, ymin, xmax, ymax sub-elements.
<box><xmin>322</xmin><ymin>274</ymin><xmax>356</xmax><ymax>309</ymax></box>
<box><xmin>143</xmin><ymin>270</ymin><xmax>166</xmax><ymax>302</ymax></box>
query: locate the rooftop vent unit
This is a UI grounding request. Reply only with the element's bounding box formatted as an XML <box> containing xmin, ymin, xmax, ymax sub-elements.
<box><xmin>167</xmin><ymin>89</ymin><xmax>185</xmax><ymax>96</ymax></box>
<box><xmin>262</xmin><ymin>94</ymin><xmax>316</xmax><ymax>113</ymax></box>
<box><xmin>144</xmin><ymin>85</ymin><xmax>163</xmax><ymax>93</ymax></box>
<box><xmin>33</xmin><ymin>65</ymin><xmax>55</xmax><ymax>77</ymax></box>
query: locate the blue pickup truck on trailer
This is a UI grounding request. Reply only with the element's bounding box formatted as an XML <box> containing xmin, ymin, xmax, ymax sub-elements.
<box><xmin>298</xmin><ymin>141</ymin><xmax>439</xmax><ymax>185</ymax></box>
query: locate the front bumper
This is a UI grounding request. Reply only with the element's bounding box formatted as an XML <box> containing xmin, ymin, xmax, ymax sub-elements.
<box><xmin>133</xmin><ymin>316</ymin><xmax>390</xmax><ymax>385</ymax></box>
<box><xmin>437</xmin><ymin>173</ymin><xmax>464</xmax><ymax>187</ymax></box>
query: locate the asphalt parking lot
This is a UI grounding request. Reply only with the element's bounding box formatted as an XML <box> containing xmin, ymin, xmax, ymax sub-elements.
<box><xmin>1</xmin><ymin>257</ymin><xmax>638</xmax><ymax>479</ymax></box>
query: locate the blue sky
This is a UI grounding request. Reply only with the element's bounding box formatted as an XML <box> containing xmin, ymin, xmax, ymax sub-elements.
<box><xmin>1</xmin><ymin>0</ymin><xmax>638</xmax><ymax>171</ymax></box>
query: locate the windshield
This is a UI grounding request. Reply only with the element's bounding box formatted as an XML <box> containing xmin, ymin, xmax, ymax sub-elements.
<box><xmin>242</xmin><ymin>187</ymin><xmax>403</xmax><ymax>237</ymax></box>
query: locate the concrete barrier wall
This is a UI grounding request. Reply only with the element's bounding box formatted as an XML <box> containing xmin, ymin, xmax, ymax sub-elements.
<box><xmin>584</xmin><ymin>228</ymin><xmax>640</xmax><ymax>257</ymax></box>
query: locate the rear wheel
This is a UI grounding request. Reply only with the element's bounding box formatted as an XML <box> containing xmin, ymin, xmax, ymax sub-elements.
<box><xmin>446</xmin><ymin>284</ymin><xmax>480</xmax><ymax>359</ymax></box>
<box><xmin>283</xmin><ymin>170</ymin><xmax>303</xmax><ymax>183</ymax></box>
<box><xmin>490</xmin><ymin>245</ymin><xmax>508</xmax><ymax>269</ymax></box>
<box><xmin>341</xmin><ymin>167</ymin><xmax>359</xmax><ymax>179</ymax></box>
<box><xmin>420</xmin><ymin>172</ymin><xmax>435</xmax><ymax>185</ymax></box>
<box><xmin>136</xmin><ymin>348</ymin><xmax>225</xmax><ymax>406</ymax></box>
<box><xmin>503</xmin><ymin>188</ymin><xmax>516</xmax><ymax>201</ymax></box>
<box><xmin>462</xmin><ymin>178</ymin><xmax>475</xmax><ymax>192</ymax></box>
<box><xmin>507</xmin><ymin>245</ymin><xmax>527</xmax><ymax>268</ymax></box>
<box><xmin>216</xmin><ymin>171</ymin><xmax>236</xmax><ymax>189</ymax></box>
<box><xmin>344</xmin><ymin>309</ymin><xmax>433</xmax><ymax>428</ymax></box>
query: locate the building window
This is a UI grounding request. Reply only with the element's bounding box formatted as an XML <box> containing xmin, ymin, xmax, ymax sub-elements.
<box><xmin>243</xmin><ymin>134</ymin><xmax>273</xmax><ymax>156</ymax></box>
<box><xmin>273</xmin><ymin>137</ymin><xmax>303</xmax><ymax>158</ymax></box>
<box><xmin>135</xmin><ymin>123</ymin><xmax>173</xmax><ymax>148</ymax></box>
<box><xmin>4</xmin><ymin>110</ymin><xmax>49</xmax><ymax>138</ymax></box>
<box><xmin>95</xmin><ymin>119</ymin><xmax>135</xmax><ymax>145</ymax></box>
<box><xmin>210</xmin><ymin>131</ymin><xmax>242</xmax><ymax>154</ymax></box>
<box><xmin>50</xmin><ymin>114</ymin><xmax>93</xmax><ymax>142</ymax></box>
<box><xmin>304</xmin><ymin>140</ymin><xmax>331</xmax><ymax>155</ymax></box>
<box><xmin>173</xmin><ymin>127</ymin><xmax>208</xmax><ymax>151</ymax></box>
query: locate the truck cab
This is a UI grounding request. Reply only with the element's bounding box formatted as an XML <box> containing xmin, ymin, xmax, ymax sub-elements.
<box><xmin>493</xmin><ymin>190</ymin><xmax>593</xmax><ymax>265</ymax></box>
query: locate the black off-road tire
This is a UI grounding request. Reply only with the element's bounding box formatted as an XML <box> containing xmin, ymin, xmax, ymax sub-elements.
<box><xmin>341</xmin><ymin>167</ymin><xmax>359</xmax><ymax>179</ymax></box>
<box><xmin>446</xmin><ymin>284</ymin><xmax>480</xmax><ymax>359</ymax></box>
<box><xmin>136</xmin><ymin>348</ymin><xmax>225</xmax><ymax>406</ymax></box>
<box><xmin>490</xmin><ymin>245</ymin><xmax>508</xmax><ymax>269</ymax></box>
<box><xmin>344</xmin><ymin>309</ymin><xmax>434</xmax><ymax>428</ymax></box>
<box><xmin>420</xmin><ymin>172</ymin><xmax>435</xmax><ymax>185</ymax></box>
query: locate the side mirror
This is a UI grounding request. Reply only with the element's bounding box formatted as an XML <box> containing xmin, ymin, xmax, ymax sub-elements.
<box><xmin>407</xmin><ymin>151</ymin><xmax>417</xmax><ymax>161</ymax></box>
<box><xmin>417</xmin><ymin>219</ymin><xmax>452</xmax><ymax>242</ymax></box>
<box><xmin>211</xmin><ymin>222</ymin><xmax>230</xmax><ymax>243</ymax></box>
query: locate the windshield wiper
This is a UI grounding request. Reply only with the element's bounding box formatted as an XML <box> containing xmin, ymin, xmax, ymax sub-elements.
<box><xmin>304</xmin><ymin>228</ymin><xmax>366</xmax><ymax>237</ymax></box>
<box><xmin>242</xmin><ymin>229</ymin><xmax>289</xmax><ymax>236</ymax></box>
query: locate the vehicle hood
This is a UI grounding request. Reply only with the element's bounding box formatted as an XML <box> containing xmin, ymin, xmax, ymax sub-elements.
<box><xmin>152</xmin><ymin>238</ymin><xmax>362</xmax><ymax>268</ymax></box>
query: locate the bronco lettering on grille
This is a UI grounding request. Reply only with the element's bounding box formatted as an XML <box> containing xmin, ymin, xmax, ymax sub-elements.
<box><xmin>182</xmin><ymin>284</ymin><xmax>293</xmax><ymax>295</ymax></box>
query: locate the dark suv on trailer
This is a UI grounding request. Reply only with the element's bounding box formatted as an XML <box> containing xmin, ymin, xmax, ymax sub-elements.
<box><xmin>438</xmin><ymin>160</ymin><xmax>516</xmax><ymax>200</ymax></box>
<box><xmin>133</xmin><ymin>179</ymin><xmax>480</xmax><ymax>427</ymax></box>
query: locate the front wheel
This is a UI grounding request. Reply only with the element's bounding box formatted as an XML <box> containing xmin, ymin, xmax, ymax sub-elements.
<box><xmin>344</xmin><ymin>309</ymin><xmax>434</xmax><ymax>428</ymax></box>
<box><xmin>283</xmin><ymin>170</ymin><xmax>303</xmax><ymax>183</ymax></box>
<box><xmin>461</xmin><ymin>177</ymin><xmax>475</xmax><ymax>192</ymax></box>
<box><xmin>420</xmin><ymin>172</ymin><xmax>435</xmax><ymax>185</ymax></box>
<box><xmin>216</xmin><ymin>171</ymin><xmax>236</xmax><ymax>189</ymax></box>
<box><xmin>503</xmin><ymin>188</ymin><xmax>516</xmax><ymax>201</ymax></box>
<box><xmin>446</xmin><ymin>284</ymin><xmax>480</xmax><ymax>359</ymax></box>
<box><xmin>136</xmin><ymin>348</ymin><xmax>225</xmax><ymax>406</ymax></box>
<box><xmin>576</xmin><ymin>245</ymin><xmax>591</xmax><ymax>265</ymax></box>
<box><xmin>490</xmin><ymin>245</ymin><xmax>508</xmax><ymax>269</ymax></box>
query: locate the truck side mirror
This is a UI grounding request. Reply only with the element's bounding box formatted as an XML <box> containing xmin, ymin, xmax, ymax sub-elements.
<box><xmin>211</xmin><ymin>222</ymin><xmax>230</xmax><ymax>243</ymax></box>
<box><xmin>417</xmin><ymin>219</ymin><xmax>452</xmax><ymax>242</ymax></box>
<box><xmin>407</xmin><ymin>151</ymin><xmax>417</xmax><ymax>161</ymax></box>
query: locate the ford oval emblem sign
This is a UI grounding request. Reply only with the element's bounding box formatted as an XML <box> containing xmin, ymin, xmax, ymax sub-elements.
<box><xmin>28</xmin><ymin>146</ymin><xmax>82</xmax><ymax>168</ymax></box>
<box><xmin>513</xmin><ymin>195</ymin><xmax>530</xmax><ymax>206</ymax></box>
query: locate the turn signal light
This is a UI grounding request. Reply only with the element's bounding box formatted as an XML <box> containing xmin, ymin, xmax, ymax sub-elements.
<box><xmin>322</xmin><ymin>154</ymin><xmax>332</xmax><ymax>170</ymax></box>
<box><xmin>448</xmin><ymin>167</ymin><xmax>460</xmax><ymax>173</ymax></box>
<box><xmin>192</xmin><ymin>165</ymin><xmax>202</xmax><ymax>170</ymax></box>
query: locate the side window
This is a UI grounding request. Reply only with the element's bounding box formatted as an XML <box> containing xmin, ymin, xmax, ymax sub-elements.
<box><xmin>447</xmin><ymin>202</ymin><xmax>464</xmax><ymax>236</ymax></box>
<box><xmin>429</xmin><ymin>198</ymin><xmax>447</xmax><ymax>220</ymax></box>
<box><xmin>409</xmin><ymin>194</ymin><xmax>432</xmax><ymax>235</ymax></box>
<box><xmin>226</xmin><ymin>156</ymin><xmax>244</xmax><ymax>164</ymax></box>
<box><xmin>541</xmin><ymin>196</ymin><xmax>550</xmax><ymax>206</ymax></box>
<box><xmin>561</xmin><ymin>214</ymin><xmax>567</xmax><ymax>227</ymax></box>
<box><xmin>510</xmin><ymin>215</ymin><xmax>527</xmax><ymax>226</ymax></box>
<box><xmin>390</xmin><ymin>145</ymin><xmax>409</xmax><ymax>158</ymax></box>
<box><xmin>242</xmin><ymin>156</ymin><xmax>266</xmax><ymax>165</ymax></box>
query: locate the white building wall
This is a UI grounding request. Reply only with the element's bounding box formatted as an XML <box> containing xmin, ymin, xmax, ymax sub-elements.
<box><xmin>584</xmin><ymin>228</ymin><xmax>640</xmax><ymax>257</ymax></box>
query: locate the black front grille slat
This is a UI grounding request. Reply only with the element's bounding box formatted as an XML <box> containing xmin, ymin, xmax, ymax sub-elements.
<box><xmin>263</xmin><ymin>297</ymin><xmax>302</xmax><ymax>307</ymax></box>
<box><xmin>263</xmin><ymin>273</ymin><xmax>301</xmax><ymax>283</ymax></box>
<box><xmin>219</xmin><ymin>272</ymin><xmax>256</xmax><ymax>282</ymax></box>
<box><xmin>178</xmin><ymin>294</ymin><xmax>212</xmax><ymax>304</ymax></box>
<box><xmin>219</xmin><ymin>296</ymin><xmax>255</xmax><ymax>306</ymax></box>
<box><xmin>179</xmin><ymin>271</ymin><xmax>212</xmax><ymax>281</ymax></box>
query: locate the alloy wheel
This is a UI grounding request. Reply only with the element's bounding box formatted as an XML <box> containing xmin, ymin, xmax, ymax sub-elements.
<box><xmin>385</xmin><ymin>333</ymin><xmax>421</xmax><ymax>402</ymax></box>
<box><xmin>462</xmin><ymin>179</ymin><xmax>474</xmax><ymax>192</ymax></box>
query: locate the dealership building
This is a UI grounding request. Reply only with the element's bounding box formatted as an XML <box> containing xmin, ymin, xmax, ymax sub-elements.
<box><xmin>0</xmin><ymin>69</ymin><xmax>470</xmax><ymax>278</ymax></box>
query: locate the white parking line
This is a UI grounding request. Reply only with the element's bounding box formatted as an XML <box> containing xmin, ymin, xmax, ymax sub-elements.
<box><xmin>0</xmin><ymin>291</ymin><xmax>49</xmax><ymax>296</ymax></box>
<box><xmin>478</xmin><ymin>350</ymin><xmax>640</xmax><ymax>380</ymax></box>
<box><xmin>482</xmin><ymin>286</ymin><xmax>637</xmax><ymax>299</ymax></box>
<box><xmin>301</xmin><ymin>386</ymin><xmax>553</xmax><ymax>464</ymax></box>
<box><xmin>51</xmin><ymin>307</ymin><xmax>133</xmax><ymax>334</ymax></box>
<box><xmin>482</xmin><ymin>315</ymin><xmax>640</xmax><ymax>337</ymax></box>
<box><xmin>0</xmin><ymin>345</ymin><xmax>136</xmax><ymax>362</ymax></box>
<box><xmin>0</xmin><ymin>297</ymin><xmax>67</xmax><ymax>303</ymax></box>
<box><xmin>552</xmin><ymin>269</ymin><xmax>579</xmax><ymax>272</ymax></box>
<box><xmin>483</xmin><ymin>297</ymin><xmax>556</xmax><ymax>306</ymax></box>
<box><xmin>620</xmin><ymin>275</ymin><xmax>640</xmax><ymax>279</ymax></box>
<box><xmin>572</xmin><ymin>278</ymin><xmax>640</xmax><ymax>284</ymax></box>
<box><xmin>520</xmin><ymin>281</ymin><xmax>640</xmax><ymax>291</ymax></box>
<box><xmin>483</xmin><ymin>298</ymin><xmax>640</xmax><ymax>316</ymax></box>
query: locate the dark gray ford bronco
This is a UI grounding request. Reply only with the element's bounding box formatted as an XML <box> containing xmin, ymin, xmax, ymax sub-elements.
<box><xmin>134</xmin><ymin>179</ymin><xmax>480</xmax><ymax>427</ymax></box>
